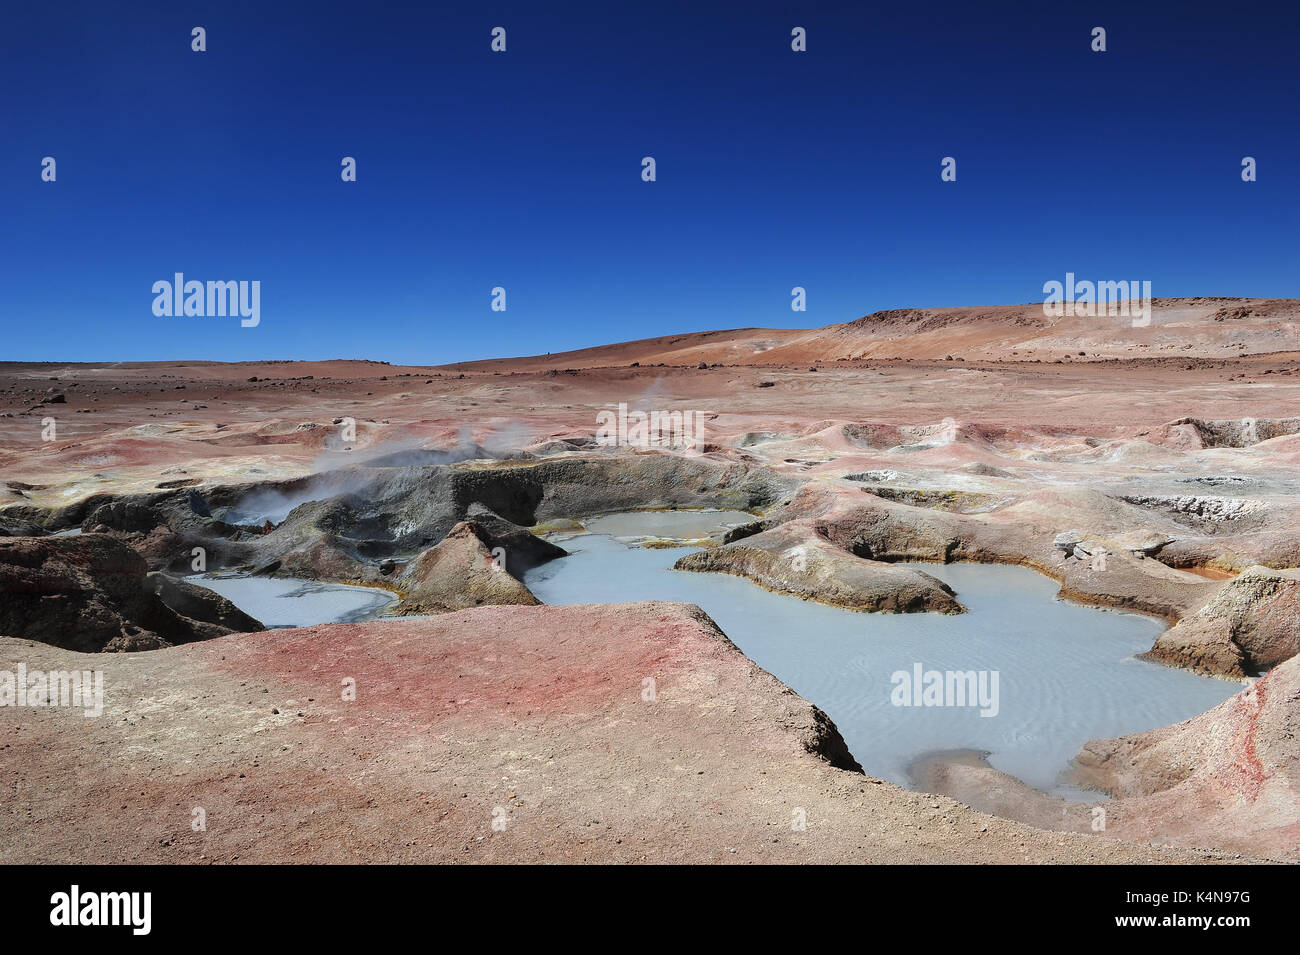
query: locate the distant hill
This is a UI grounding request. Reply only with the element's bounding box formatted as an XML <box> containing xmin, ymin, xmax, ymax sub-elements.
<box><xmin>450</xmin><ymin>298</ymin><xmax>1300</xmax><ymax>370</ymax></box>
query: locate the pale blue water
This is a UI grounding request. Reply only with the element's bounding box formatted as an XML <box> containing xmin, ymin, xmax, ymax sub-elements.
<box><xmin>187</xmin><ymin>573</ymin><xmax>396</xmax><ymax>628</ymax></box>
<box><xmin>523</xmin><ymin>515</ymin><xmax>1244</xmax><ymax>797</ymax></box>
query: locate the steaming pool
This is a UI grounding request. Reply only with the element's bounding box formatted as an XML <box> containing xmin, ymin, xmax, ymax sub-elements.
<box><xmin>523</xmin><ymin>510</ymin><xmax>1242</xmax><ymax>797</ymax></box>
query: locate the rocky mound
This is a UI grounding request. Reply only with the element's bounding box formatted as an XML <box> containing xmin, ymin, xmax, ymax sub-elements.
<box><xmin>1142</xmin><ymin>566</ymin><xmax>1300</xmax><ymax>677</ymax></box>
<box><xmin>394</xmin><ymin>518</ymin><xmax>564</xmax><ymax>614</ymax></box>
<box><xmin>1168</xmin><ymin>415</ymin><xmax>1300</xmax><ymax>449</ymax></box>
<box><xmin>674</xmin><ymin>522</ymin><xmax>964</xmax><ymax>614</ymax></box>
<box><xmin>0</xmin><ymin>511</ymin><xmax>44</xmax><ymax>537</ymax></box>
<box><xmin>0</xmin><ymin>534</ymin><xmax>263</xmax><ymax>651</ymax></box>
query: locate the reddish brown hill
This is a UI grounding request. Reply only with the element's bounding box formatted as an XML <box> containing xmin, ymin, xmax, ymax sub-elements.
<box><xmin>452</xmin><ymin>297</ymin><xmax>1300</xmax><ymax>370</ymax></box>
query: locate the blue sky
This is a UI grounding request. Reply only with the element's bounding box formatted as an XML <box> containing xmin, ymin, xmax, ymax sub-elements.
<box><xmin>2</xmin><ymin>0</ymin><xmax>1295</xmax><ymax>363</ymax></box>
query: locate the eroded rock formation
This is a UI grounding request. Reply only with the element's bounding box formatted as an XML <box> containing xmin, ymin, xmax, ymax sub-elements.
<box><xmin>1142</xmin><ymin>566</ymin><xmax>1300</xmax><ymax>677</ymax></box>
<box><xmin>393</xmin><ymin>518</ymin><xmax>563</xmax><ymax>614</ymax></box>
<box><xmin>0</xmin><ymin>534</ymin><xmax>263</xmax><ymax>651</ymax></box>
<box><xmin>674</xmin><ymin>521</ymin><xmax>964</xmax><ymax>614</ymax></box>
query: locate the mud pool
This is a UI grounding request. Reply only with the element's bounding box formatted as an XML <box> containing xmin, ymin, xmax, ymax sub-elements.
<box><xmin>186</xmin><ymin>573</ymin><xmax>396</xmax><ymax>628</ymax></box>
<box><xmin>523</xmin><ymin>511</ymin><xmax>1243</xmax><ymax>797</ymax></box>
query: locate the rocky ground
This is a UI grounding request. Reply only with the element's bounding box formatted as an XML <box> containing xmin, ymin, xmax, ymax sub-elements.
<box><xmin>2</xmin><ymin>298</ymin><xmax>1299</xmax><ymax>862</ymax></box>
<box><xmin>0</xmin><ymin>603</ymin><xmax>1243</xmax><ymax>864</ymax></box>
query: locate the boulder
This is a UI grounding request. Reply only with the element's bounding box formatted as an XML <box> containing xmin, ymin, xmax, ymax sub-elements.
<box><xmin>1053</xmin><ymin>530</ymin><xmax>1086</xmax><ymax>558</ymax></box>
<box><xmin>464</xmin><ymin>503</ymin><xmax>568</xmax><ymax>573</ymax></box>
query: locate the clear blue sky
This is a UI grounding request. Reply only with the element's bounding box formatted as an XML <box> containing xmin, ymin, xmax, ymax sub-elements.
<box><xmin>2</xmin><ymin>0</ymin><xmax>1295</xmax><ymax>363</ymax></box>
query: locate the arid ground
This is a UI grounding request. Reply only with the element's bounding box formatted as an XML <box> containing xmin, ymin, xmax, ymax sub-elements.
<box><xmin>2</xmin><ymin>298</ymin><xmax>1299</xmax><ymax>863</ymax></box>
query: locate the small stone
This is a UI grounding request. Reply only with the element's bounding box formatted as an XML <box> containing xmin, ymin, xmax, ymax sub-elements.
<box><xmin>1053</xmin><ymin>530</ymin><xmax>1084</xmax><ymax>552</ymax></box>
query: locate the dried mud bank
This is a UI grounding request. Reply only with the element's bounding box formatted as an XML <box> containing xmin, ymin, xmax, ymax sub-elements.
<box><xmin>0</xmin><ymin>603</ymin><xmax>1236</xmax><ymax>864</ymax></box>
<box><xmin>673</xmin><ymin>520</ymin><xmax>964</xmax><ymax>614</ymax></box>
